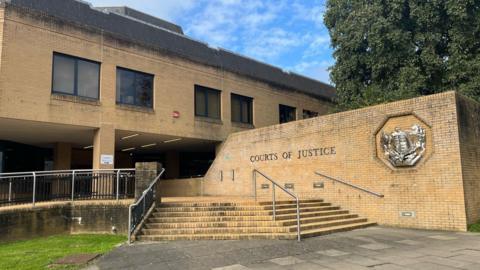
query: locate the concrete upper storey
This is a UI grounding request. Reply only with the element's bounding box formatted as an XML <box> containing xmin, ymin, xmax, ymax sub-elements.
<box><xmin>0</xmin><ymin>0</ymin><xmax>334</xmax><ymax>144</ymax></box>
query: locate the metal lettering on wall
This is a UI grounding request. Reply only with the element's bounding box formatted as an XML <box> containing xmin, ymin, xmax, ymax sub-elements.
<box><xmin>249</xmin><ymin>147</ymin><xmax>336</xmax><ymax>163</ymax></box>
<box><xmin>381</xmin><ymin>125</ymin><xmax>426</xmax><ymax>167</ymax></box>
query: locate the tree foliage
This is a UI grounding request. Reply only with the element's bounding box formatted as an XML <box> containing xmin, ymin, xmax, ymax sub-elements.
<box><xmin>324</xmin><ymin>0</ymin><xmax>480</xmax><ymax>109</ymax></box>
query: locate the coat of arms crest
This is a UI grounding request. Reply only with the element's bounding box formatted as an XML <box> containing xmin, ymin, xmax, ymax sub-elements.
<box><xmin>381</xmin><ymin>124</ymin><xmax>426</xmax><ymax>167</ymax></box>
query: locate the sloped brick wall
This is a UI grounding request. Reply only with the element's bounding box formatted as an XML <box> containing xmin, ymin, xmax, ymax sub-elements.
<box><xmin>203</xmin><ymin>92</ymin><xmax>472</xmax><ymax>231</ymax></box>
<box><xmin>456</xmin><ymin>95</ymin><xmax>480</xmax><ymax>225</ymax></box>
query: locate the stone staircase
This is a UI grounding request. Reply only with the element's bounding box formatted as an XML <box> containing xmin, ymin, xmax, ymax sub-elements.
<box><xmin>135</xmin><ymin>199</ymin><xmax>375</xmax><ymax>241</ymax></box>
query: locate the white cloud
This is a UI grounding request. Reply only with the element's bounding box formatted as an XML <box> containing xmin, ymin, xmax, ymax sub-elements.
<box><xmin>86</xmin><ymin>0</ymin><xmax>334</xmax><ymax>82</ymax></box>
<box><xmin>292</xmin><ymin>60</ymin><xmax>333</xmax><ymax>84</ymax></box>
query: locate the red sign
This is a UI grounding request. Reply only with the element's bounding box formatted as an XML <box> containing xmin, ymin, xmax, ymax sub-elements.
<box><xmin>172</xmin><ymin>111</ymin><xmax>180</xmax><ymax>118</ymax></box>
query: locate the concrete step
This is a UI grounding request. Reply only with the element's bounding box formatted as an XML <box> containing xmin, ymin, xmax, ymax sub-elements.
<box><xmin>136</xmin><ymin>222</ymin><xmax>377</xmax><ymax>241</ymax></box>
<box><xmin>280</xmin><ymin>213</ymin><xmax>359</xmax><ymax>226</ymax></box>
<box><xmin>136</xmin><ymin>233</ymin><xmax>297</xmax><ymax>241</ymax></box>
<box><xmin>273</xmin><ymin>208</ymin><xmax>346</xmax><ymax>220</ymax></box>
<box><xmin>140</xmin><ymin>226</ymin><xmax>290</xmax><ymax>235</ymax></box>
<box><xmin>299</xmin><ymin>222</ymin><xmax>377</xmax><ymax>238</ymax></box>
<box><xmin>144</xmin><ymin>220</ymin><xmax>280</xmax><ymax>229</ymax></box>
<box><xmin>155</xmin><ymin>202</ymin><xmax>330</xmax><ymax>212</ymax></box>
<box><xmin>287</xmin><ymin>217</ymin><xmax>369</xmax><ymax>232</ymax></box>
<box><xmin>151</xmin><ymin>210</ymin><xmax>270</xmax><ymax>217</ymax></box>
<box><xmin>144</xmin><ymin>215</ymin><xmax>361</xmax><ymax>231</ymax></box>
<box><xmin>133</xmin><ymin>198</ymin><xmax>374</xmax><ymax>242</ymax></box>
<box><xmin>257</xmin><ymin>199</ymin><xmax>322</xmax><ymax>206</ymax></box>
<box><xmin>157</xmin><ymin>200</ymin><xmax>323</xmax><ymax>208</ymax></box>
<box><xmin>150</xmin><ymin>205</ymin><xmax>341</xmax><ymax>217</ymax></box>
<box><xmin>147</xmin><ymin>215</ymin><xmax>275</xmax><ymax>223</ymax></box>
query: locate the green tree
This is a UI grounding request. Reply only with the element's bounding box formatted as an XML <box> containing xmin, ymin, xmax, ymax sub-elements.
<box><xmin>324</xmin><ymin>0</ymin><xmax>480</xmax><ymax>110</ymax></box>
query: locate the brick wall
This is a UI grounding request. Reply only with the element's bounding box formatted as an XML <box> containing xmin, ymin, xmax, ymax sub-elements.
<box><xmin>203</xmin><ymin>92</ymin><xmax>474</xmax><ymax>231</ymax></box>
<box><xmin>0</xmin><ymin>5</ymin><xmax>332</xmax><ymax>143</ymax></box>
<box><xmin>0</xmin><ymin>201</ymin><xmax>130</xmax><ymax>242</ymax></box>
<box><xmin>456</xmin><ymin>95</ymin><xmax>480</xmax><ymax>225</ymax></box>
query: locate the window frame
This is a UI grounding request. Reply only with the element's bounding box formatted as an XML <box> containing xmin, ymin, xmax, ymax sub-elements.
<box><xmin>279</xmin><ymin>104</ymin><xmax>297</xmax><ymax>124</ymax></box>
<box><xmin>303</xmin><ymin>109</ymin><xmax>319</xmax><ymax>119</ymax></box>
<box><xmin>51</xmin><ymin>52</ymin><xmax>101</xmax><ymax>100</ymax></box>
<box><xmin>231</xmin><ymin>93</ymin><xmax>253</xmax><ymax>125</ymax></box>
<box><xmin>116</xmin><ymin>66</ymin><xmax>155</xmax><ymax>109</ymax></box>
<box><xmin>194</xmin><ymin>85</ymin><xmax>221</xmax><ymax>119</ymax></box>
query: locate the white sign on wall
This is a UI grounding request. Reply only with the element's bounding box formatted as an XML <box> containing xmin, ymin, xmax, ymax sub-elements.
<box><xmin>100</xmin><ymin>154</ymin><xmax>114</xmax><ymax>165</ymax></box>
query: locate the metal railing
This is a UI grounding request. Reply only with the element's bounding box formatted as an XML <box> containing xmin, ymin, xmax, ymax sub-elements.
<box><xmin>253</xmin><ymin>169</ymin><xmax>301</xmax><ymax>241</ymax></box>
<box><xmin>128</xmin><ymin>168</ymin><xmax>165</xmax><ymax>244</ymax></box>
<box><xmin>315</xmin><ymin>171</ymin><xmax>384</xmax><ymax>198</ymax></box>
<box><xmin>0</xmin><ymin>169</ymin><xmax>136</xmax><ymax>207</ymax></box>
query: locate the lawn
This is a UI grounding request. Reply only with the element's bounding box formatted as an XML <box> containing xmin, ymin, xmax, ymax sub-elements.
<box><xmin>0</xmin><ymin>234</ymin><xmax>126</xmax><ymax>270</ymax></box>
<box><xmin>469</xmin><ymin>221</ymin><xmax>480</xmax><ymax>233</ymax></box>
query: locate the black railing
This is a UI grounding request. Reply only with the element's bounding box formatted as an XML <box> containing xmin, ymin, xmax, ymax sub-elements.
<box><xmin>128</xmin><ymin>168</ymin><xmax>165</xmax><ymax>244</ymax></box>
<box><xmin>0</xmin><ymin>169</ymin><xmax>136</xmax><ymax>206</ymax></box>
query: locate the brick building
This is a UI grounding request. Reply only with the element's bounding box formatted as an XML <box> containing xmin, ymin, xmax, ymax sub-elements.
<box><xmin>0</xmin><ymin>0</ymin><xmax>334</xmax><ymax>178</ymax></box>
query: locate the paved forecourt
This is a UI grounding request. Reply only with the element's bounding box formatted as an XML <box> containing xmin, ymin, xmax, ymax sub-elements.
<box><xmin>92</xmin><ymin>227</ymin><xmax>480</xmax><ymax>270</ymax></box>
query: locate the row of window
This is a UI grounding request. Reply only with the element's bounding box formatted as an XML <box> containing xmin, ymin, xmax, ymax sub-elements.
<box><xmin>53</xmin><ymin>53</ymin><xmax>154</xmax><ymax>107</ymax></box>
<box><xmin>52</xmin><ymin>52</ymin><xmax>318</xmax><ymax>125</ymax></box>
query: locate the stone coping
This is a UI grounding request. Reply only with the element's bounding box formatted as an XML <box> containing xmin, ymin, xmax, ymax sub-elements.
<box><xmin>0</xmin><ymin>199</ymin><xmax>134</xmax><ymax>213</ymax></box>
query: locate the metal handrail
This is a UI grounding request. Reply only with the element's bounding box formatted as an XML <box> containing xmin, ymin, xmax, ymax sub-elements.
<box><xmin>0</xmin><ymin>168</ymin><xmax>136</xmax><ymax>176</ymax></box>
<box><xmin>253</xmin><ymin>169</ymin><xmax>301</xmax><ymax>241</ymax></box>
<box><xmin>0</xmin><ymin>168</ymin><xmax>137</xmax><ymax>207</ymax></box>
<box><xmin>315</xmin><ymin>171</ymin><xmax>384</xmax><ymax>198</ymax></box>
<box><xmin>128</xmin><ymin>168</ymin><xmax>165</xmax><ymax>244</ymax></box>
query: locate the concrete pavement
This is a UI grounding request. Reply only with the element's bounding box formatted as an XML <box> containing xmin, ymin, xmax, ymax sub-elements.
<box><xmin>90</xmin><ymin>227</ymin><xmax>480</xmax><ymax>270</ymax></box>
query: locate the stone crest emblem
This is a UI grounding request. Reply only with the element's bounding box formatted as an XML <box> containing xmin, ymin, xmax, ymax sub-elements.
<box><xmin>381</xmin><ymin>125</ymin><xmax>426</xmax><ymax>167</ymax></box>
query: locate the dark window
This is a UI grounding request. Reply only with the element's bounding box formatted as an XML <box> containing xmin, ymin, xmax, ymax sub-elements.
<box><xmin>279</xmin><ymin>104</ymin><xmax>296</xmax><ymax>123</ymax></box>
<box><xmin>116</xmin><ymin>67</ymin><xmax>154</xmax><ymax>108</ymax></box>
<box><xmin>195</xmin><ymin>85</ymin><xmax>221</xmax><ymax>119</ymax></box>
<box><xmin>303</xmin><ymin>109</ymin><xmax>319</xmax><ymax>119</ymax></box>
<box><xmin>52</xmin><ymin>53</ymin><xmax>100</xmax><ymax>99</ymax></box>
<box><xmin>0</xmin><ymin>151</ymin><xmax>3</xmax><ymax>173</ymax></box>
<box><xmin>231</xmin><ymin>94</ymin><xmax>253</xmax><ymax>124</ymax></box>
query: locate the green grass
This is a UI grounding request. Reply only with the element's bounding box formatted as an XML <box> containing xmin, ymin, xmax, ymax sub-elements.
<box><xmin>0</xmin><ymin>234</ymin><xmax>126</xmax><ymax>270</ymax></box>
<box><xmin>468</xmin><ymin>221</ymin><xmax>480</xmax><ymax>233</ymax></box>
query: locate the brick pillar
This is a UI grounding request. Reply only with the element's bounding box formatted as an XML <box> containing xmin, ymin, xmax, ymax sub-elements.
<box><xmin>92</xmin><ymin>124</ymin><xmax>115</xmax><ymax>170</ymax></box>
<box><xmin>135</xmin><ymin>162</ymin><xmax>162</xmax><ymax>201</ymax></box>
<box><xmin>53</xmin><ymin>142</ymin><xmax>72</xmax><ymax>170</ymax></box>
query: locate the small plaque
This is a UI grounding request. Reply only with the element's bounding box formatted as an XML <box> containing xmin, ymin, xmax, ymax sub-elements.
<box><xmin>100</xmin><ymin>154</ymin><xmax>114</xmax><ymax>165</ymax></box>
<box><xmin>400</xmin><ymin>211</ymin><xmax>415</xmax><ymax>218</ymax></box>
<box><xmin>261</xmin><ymin>184</ymin><xmax>269</xmax><ymax>189</ymax></box>
<box><xmin>313</xmin><ymin>182</ymin><xmax>324</xmax><ymax>189</ymax></box>
<box><xmin>284</xmin><ymin>183</ymin><xmax>294</xmax><ymax>189</ymax></box>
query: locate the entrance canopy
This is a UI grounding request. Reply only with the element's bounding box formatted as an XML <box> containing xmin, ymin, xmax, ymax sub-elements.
<box><xmin>0</xmin><ymin>118</ymin><xmax>220</xmax><ymax>178</ymax></box>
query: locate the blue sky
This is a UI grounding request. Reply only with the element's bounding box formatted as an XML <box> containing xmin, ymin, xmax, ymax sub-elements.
<box><xmin>87</xmin><ymin>0</ymin><xmax>334</xmax><ymax>84</ymax></box>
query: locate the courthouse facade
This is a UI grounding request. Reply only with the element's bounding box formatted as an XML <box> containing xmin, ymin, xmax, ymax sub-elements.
<box><xmin>0</xmin><ymin>0</ymin><xmax>334</xmax><ymax>179</ymax></box>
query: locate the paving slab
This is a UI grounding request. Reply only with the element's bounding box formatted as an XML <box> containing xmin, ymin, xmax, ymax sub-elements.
<box><xmin>427</xmin><ymin>235</ymin><xmax>458</xmax><ymax>240</ymax></box>
<box><xmin>406</xmin><ymin>262</ymin><xmax>459</xmax><ymax>270</ymax></box>
<box><xmin>54</xmin><ymin>253</ymin><xmax>100</xmax><ymax>265</ymax></box>
<box><xmin>358</xmin><ymin>243</ymin><xmax>392</xmax><ymax>250</ymax></box>
<box><xmin>315</xmin><ymin>249</ymin><xmax>350</xmax><ymax>257</ymax></box>
<box><xmin>269</xmin><ymin>256</ymin><xmax>304</xmax><ymax>266</ymax></box>
<box><xmin>91</xmin><ymin>227</ymin><xmax>480</xmax><ymax>270</ymax></box>
<box><xmin>395</xmin><ymin>240</ymin><xmax>422</xmax><ymax>246</ymax></box>
<box><xmin>418</xmin><ymin>255</ymin><xmax>473</xmax><ymax>268</ymax></box>
<box><xmin>212</xmin><ymin>264</ymin><xmax>251</xmax><ymax>270</ymax></box>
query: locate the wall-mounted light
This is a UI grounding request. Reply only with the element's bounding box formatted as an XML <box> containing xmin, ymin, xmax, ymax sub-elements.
<box><xmin>121</xmin><ymin>147</ymin><xmax>135</xmax><ymax>152</ymax></box>
<box><xmin>163</xmin><ymin>138</ymin><xmax>182</xmax><ymax>144</ymax></box>
<box><xmin>121</xmin><ymin>134</ymin><xmax>139</xmax><ymax>140</ymax></box>
<box><xmin>83</xmin><ymin>145</ymin><xmax>93</xmax><ymax>149</ymax></box>
<box><xmin>141</xmin><ymin>143</ymin><xmax>157</xmax><ymax>148</ymax></box>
